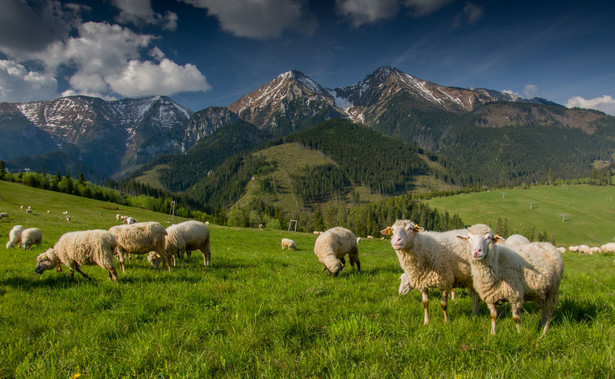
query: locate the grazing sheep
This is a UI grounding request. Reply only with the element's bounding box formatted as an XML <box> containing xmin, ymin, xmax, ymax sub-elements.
<box><xmin>21</xmin><ymin>228</ymin><xmax>42</xmax><ymax>250</ymax></box>
<box><xmin>503</xmin><ymin>234</ymin><xmax>530</xmax><ymax>248</ymax></box>
<box><xmin>6</xmin><ymin>225</ymin><xmax>24</xmax><ymax>249</ymax></box>
<box><xmin>313</xmin><ymin>227</ymin><xmax>359</xmax><ymax>276</ymax></box>
<box><xmin>62</xmin><ymin>211</ymin><xmax>69</xmax><ymax>215</ymax></box>
<box><xmin>383</xmin><ymin>220</ymin><xmax>480</xmax><ymax>325</ymax></box>
<box><xmin>165</xmin><ymin>220</ymin><xmax>211</xmax><ymax>267</ymax></box>
<box><xmin>458</xmin><ymin>224</ymin><xmax>564</xmax><ymax>336</ymax></box>
<box><xmin>109</xmin><ymin>222</ymin><xmax>170</xmax><ymax>272</ymax></box>
<box><xmin>116</xmin><ymin>214</ymin><xmax>121</xmax><ymax>221</ymax></box>
<box><xmin>0</xmin><ymin>212</ymin><xmax>8</xmax><ymax>219</ymax></box>
<box><xmin>578</xmin><ymin>245</ymin><xmax>591</xmax><ymax>254</ymax></box>
<box><xmin>600</xmin><ymin>243</ymin><xmax>615</xmax><ymax>253</ymax></box>
<box><xmin>123</xmin><ymin>217</ymin><xmax>137</xmax><ymax>224</ymax></box>
<box><xmin>147</xmin><ymin>251</ymin><xmax>162</xmax><ymax>269</ymax></box>
<box><xmin>356</xmin><ymin>237</ymin><xmax>362</xmax><ymax>243</ymax></box>
<box><xmin>34</xmin><ymin>230</ymin><xmax>119</xmax><ymax>283</ymax></box>
<box><xmin>26</xmin><ymin>208</ymin><xmax>32</xmax><ymax>214</ymax></box>
<box><xmin>281</xmin><ymin>238</ymin><xmax>296</xmax><ymax>250</ymax></box>
<box><xmin>569</xmin><ymin>246</ymin><xmax>579</xmax><ymax>253</ymax></box>
<box><xmin>65</xmin><ymin>215</ymin><xmax>71</xmax><ymax>222</ymax></box>
<box><xmin>557</xmin><ymin>247</ymin><xmax>567</xmax><ymax>254</ymax></box>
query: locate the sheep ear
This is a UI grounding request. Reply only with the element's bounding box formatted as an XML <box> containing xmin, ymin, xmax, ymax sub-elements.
<box><xmin>494</xmin><ymin>235</ymin><xmax>505</xmax><ymax>243</ymax></box>
<box><xmin>457</xmin><ymin>235</ymin><xmax>468</xmax><ymax>241</ymax></box>
<box><xmin>413</xmin><ymin>225</ymin><xmax>424</xmax><ymax>233</ymax></box>
<box><xmin>380</xmin><ymin>226</ymin><xmax>392</xmax><ymax>235</ymax></box>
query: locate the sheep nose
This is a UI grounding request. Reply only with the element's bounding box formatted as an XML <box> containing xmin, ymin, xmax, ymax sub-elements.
<box><xmin>472</xmin><ymin>249</ymin><xmax>481</xmax><ymax>254</ymax></box>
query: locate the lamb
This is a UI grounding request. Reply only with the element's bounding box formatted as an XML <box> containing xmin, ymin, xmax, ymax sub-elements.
<box><xmin>384</xmin><ymin>220</ymin><xmax>480</xmax><ymax>325</ymax></box>
<box><xmin>6</xmin><ymin>225</ymin><xmax>24</xmax><ymax>249</ymax></box>
<box><xmin>20</xmin><ymin>228</ymin><xmax>42</xmax><ymax>250</ymax></box>
<box><xmin>164</xmin><ymin>220</ymin><xmax>211</xmax><ymax>267</ymax></box>
<box><xmin>34</xmin><ymin>229</ymin><xmax>119</xmax><ymax>282</ymax></box>
<box><xmin>109</xmin><ymin>222</ymin><xmax>170</xmax><ymax>271</ymax></box>
<box><xmin>458</xmin><ymin>224</ymin><xmax>564</xmax><ymax>336</ymax></box>
<box><xmin>313</xmin><ymin>227</ymin><xmax>360</xmax><ymax>276</ymax></box>
<box><xmin>281</xmin><ymin>238</ymin><xmax>296</xmax><ymax>250</ymax></box>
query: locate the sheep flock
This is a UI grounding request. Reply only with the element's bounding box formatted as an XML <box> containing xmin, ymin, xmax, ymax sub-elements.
<box><xmin>7</xmin><ymin>204</ymin><xmax>615</xmax><ymax>337</ymax></box>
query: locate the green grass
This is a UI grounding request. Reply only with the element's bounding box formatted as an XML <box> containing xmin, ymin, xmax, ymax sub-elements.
<box><xmin>425</xmin><ymin>184</ymin><xmax>615</xmax><ymax>246</ymax></box>
<box><xmin>1</xmin><ymin>181</ymin><xmax>614</xmax><ymax>377</ymax></box>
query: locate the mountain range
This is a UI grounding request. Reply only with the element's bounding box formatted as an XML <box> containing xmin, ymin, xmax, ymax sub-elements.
<box><xmin>1</xmin><ymin>66</ymin><xmax>614</xmax><ymax>192</ymax></box>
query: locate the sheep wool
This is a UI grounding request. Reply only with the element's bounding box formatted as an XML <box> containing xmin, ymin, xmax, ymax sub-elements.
<box><xmin>386</xmin><ymin>220</ymin><xmax>477</xmax><ymax>325</ymax></box>
<box><xmin>165</xmin><ymin>220</ymin><xmax>211</xmax><ymax>267</ymax></box>
<box><xmin>6</xmin><ymin>225</ymin><xmax>24</xmax><ymax>249</ymax></box>
<box><xmin>34</xmin><ymin>229</ymin><xmax>119</xmax><ymax>282</ymax></box>
<box><xmin>461</xmin><ymin>223</ymin><xmax>564</xmax><ymax>336</ymax></box>
<box><xmin>281</xmin><ymin>238</ymin><xmax>296</xmax><ymax>250</ymax></box>
<box><xmin>20</xmin><ymin>228</ymin><xmax>42</xmax><ymax>250</ymax></box>
<box><xmin>313</xmin><ymin>227</ymin><xmax>359</xmax><ymax>276</ymax></box>
<box><xmin>109</xmin><ymin>221</ymin><xmax>170</xmax><ymax>271</ymax></box>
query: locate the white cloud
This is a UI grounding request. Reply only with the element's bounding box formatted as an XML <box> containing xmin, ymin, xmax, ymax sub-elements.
<box><xmin>462</xmin><ymin>2</ymin><xmax>483</xmax><ymax>24</ymax></box>
<box><xmin>181</xmin><ymin>0</ymin><xmax>315</xmax><ymax>39</ymax></box>
<box><xmin>336</xmin><ymin>0</ymin><xmax>400</xmax><ymax>26</ymax></box>
<box><xmin>566</xmin><ymin>95</ymin><xmax>615</xmax><ymax>116</ymax></box>
<box><xmin>0</xmin><ymin>60</ymin><xmax>58</xmax><ymax>102</ymax></box>
<box><xmin>107</xmin><ymin>59</ymin><xmax>211</xmax><ymax>97</ymax></box>
<box><xmin>113</xmin><ymin>0</ymin><xmax>178</xmax><ymax>30</ymax></box>
<box><xmin>523</xmin><ymin>84</ymin><xmax>542</xmax><ymax>98</ymax></box>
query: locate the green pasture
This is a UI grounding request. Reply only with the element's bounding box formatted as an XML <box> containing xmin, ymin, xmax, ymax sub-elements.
<box><xmin>426</xmin><ymin>184</ymin><xmax>615</xmax><ymax>246</ymax></box>
<box><xmin>1</xmin><ymin>181</ymin><xmax>614</xmax><ymax>377</ymax></box>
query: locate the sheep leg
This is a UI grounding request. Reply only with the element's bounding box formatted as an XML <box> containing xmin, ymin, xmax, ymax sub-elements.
<box><xmin>450</xmin><ymin>288</ymin><xmax>456</xmax><ymax>301</ymax></box>
<box><xmin>200</xmin><ymin>248</ymin><xmax>211</xmax><ymax>267</ymax></box>
<box><xmin>487</xmin><ymin>303</ymin><xmax>498</xmax><ymax>335</ymax></box>
<box><xmin>160</xmin><ymin>251</ymin><xmax>172</xmax><ymax>272</ymax></box>
<box><xmin>440</xmin><ymin>291</ymin><xmax>449</xmax><ymax>323</ymax></box>
<box><xmin>472</xmin><ymin>291</ymin><xmax>480</xmax><ymax>315</ymax></box>
<box><xmin>512</xmin><ymin>306</ymin><xmax>522</xmax><ymax>334</ymax></box>
<box><xmin>74</xmin><ymin>265</ymin><xmax>92</xmax><ymax>282</ymax></box>
<box><xmin>108</xmin><ymin>267</ymin><xmax>119</xmax><ymax>283</ymax></box>
<box><xmin>421</xmin><ymin>290</ymin><xmax>430</xmax><ymax>325</ymax></box>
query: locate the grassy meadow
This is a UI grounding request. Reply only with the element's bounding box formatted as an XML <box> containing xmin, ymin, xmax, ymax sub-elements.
<box><xmin>426</xmin><ymin>184</ymin><xmax>615</xmax><ymax>246</ymax></box>
<box><xmin>1</xmin><ymin>181</ymin><xmax>615</xmax><ymax>377</ymax></box>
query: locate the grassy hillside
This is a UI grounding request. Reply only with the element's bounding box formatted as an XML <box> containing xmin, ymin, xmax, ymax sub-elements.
<box><xmin>425</xmin><ymin>184</ymin><xmax>615</xmax><ymax>246</ymax></box>
<box><xmin>0</xmin><ymin>181</ymin><xmax>614</xmax><ymax>377</ymax></box>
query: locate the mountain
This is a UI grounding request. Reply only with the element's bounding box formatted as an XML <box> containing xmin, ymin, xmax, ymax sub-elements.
<box><xmin>228</xmin><ymin>70</ymin><xmax>346</xmax><ymax>136</ymax></box>
<box><xmin>1</xmin><ymin>95</ymin><xmax>192</xmax><ymax>177</ymax></box>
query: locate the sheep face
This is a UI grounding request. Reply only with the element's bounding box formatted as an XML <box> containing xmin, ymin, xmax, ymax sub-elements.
<box><xmin>35</xmin><ymin>250</ymin><xmax>56</xmax><ymax>274</ymax></box>
<box><xmin>323</xmin><ymin>257</ymin><xmax>343</xmax><ymax>276</ymax></box>
<box><xmin>458</xmin><ymin>227</ymin><xmax>496</xmax><ymax>261</ymax></box>
<box><xmin>385</xmin><ymin>221</ymin><xmax>423</xmax><ymax>251</ymax></box>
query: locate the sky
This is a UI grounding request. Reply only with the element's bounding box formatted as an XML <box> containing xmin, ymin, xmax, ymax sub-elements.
<box><xmin>1</xmin><ymin>0</ymin><xmax>614</xmax><ymax>115</ymax></box>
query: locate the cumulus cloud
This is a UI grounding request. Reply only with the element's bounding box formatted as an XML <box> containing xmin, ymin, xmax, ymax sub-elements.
<box><xmin>523</xmin><ymin>84</ymin><xmax>542</xmax><ymax>98</ymax></box>
<box><xmin>336</xmin><ymin>0</ymin><xmax>401</xmax><ymax>26</ymax></box>
<box><xmin>107</xmin><ymin>59</ymin><xmax>211</xmax><ymax>97</ymax></box>
<box><xmin>113</xmin><ymin>0</ymin><xmax>178</xmax><ymax>30</ymax></box>
<box><xmin>181</xmin><ymin>0</ymin><xmax>315</xmax><ymax>39</ymax></box>
<box><xmin>0</xmin><ymin>0</ymin><xmax>84</xmax><ymax>57</ymax></box>
<box><xmin>0</xmin><ymin>60</ymin><xmax>58</xmax><ymax>102</ymax></box>
<box><xmin>566</xmin><ymin>95</ymin><xmax>615</xmax><ymax>116</ymax></box>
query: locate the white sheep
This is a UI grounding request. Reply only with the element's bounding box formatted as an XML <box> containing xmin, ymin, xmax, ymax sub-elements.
<box><xmin>0</xmin><ymin>212</ymin><xmax>8</xmax><ymax>219</ymax></box>
<box><xmin>26</xmin><ymin>208</ymin><xmax>32</xmax><ymax>214</ymax></box>
<box><xmin>109</xmin><ymin>222</ymin><xmax>170</xmax><ymax>272</ymax></box>
<box><xmin>20</xmin><ymin>228</ymin><xmax>42</xmax><ymax>250</ymax></box>
<box><xmin>458</xmin><ymin>224</ymin><xmax>564</xmax><ymax>336</ymax></box>
<box><xmin>281</xmin><ymin>238</ymin><xmax>296</xmax><ymax>250</ymax></box>
<box><xmin>62</xmin><ymin>211</ymin><xmax>69</xmax><ymax>215</ymax></box>
<box><xmin>116</xmin><ymin>214</ymin><xmax>121</xmax><ymax>221</ymax></box>
<box><xmin>123</xmin><ymin>217</ymin><xmax>137</xmax><ymax>224</ymax></box>
<box><xmin>165</xmin><ymin>220</ymin><xmax>211</xmax><ymax>267</ymax></box>
<box><xmin>578</xmin><ymin>245</ymin><xmax>591</xmax><ymax>254</ymax></box>
<box><xmin>600</xmin><ymin>242</ymin><xmax>615</xmax><ymax>253</ymax></box>
<box><xmin>147</xmin><ymin>251</ymin><xmax>162</xmax><ymax>269</ymax></box>
<box><xmin>557</xmin><ymin>247</ymin><xmax>566</xmax><ymax>254</ymax></box>
<box><xmin>65</xmin><ymin>215</ymin><xmax>71</xmax><ymax>222</ymax></box>
<box><xmin>356</xmin><ymin>237</ymin><xmax>362</xmax><ymax>244</ymax></box>
<box><xmin>384</xmin><ymin>220</ymin><xmax>479</xmax><ymax>325</ymax></box>
<box><xmin>34</xmin><ymin>229</ymin><xmax>119</xmax><ymax>282</ymax></box>
<box><xmin>502</xmin><ymin>234</ymin><xmax>530</xmax><ymax>248</ymax></box>
<box><xmin>568</xmin><ymin>245</ymin><xmax>579</xmax><ymax>253</ymax></box>
<box><xmin>313</xmin><ymin>227</ymin><xmax>359</xmax><ymax>276</ymax></box>
<box><xmin>6</xmin><ymin>225</ymin><xmax>24</xmax><ymax>249</ymax></box>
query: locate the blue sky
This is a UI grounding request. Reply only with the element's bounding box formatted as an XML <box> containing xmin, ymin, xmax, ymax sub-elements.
<box><xmin>1</xmin><ymin>0</ymin><xmax>614</xmax><ymax>115</ymax></box>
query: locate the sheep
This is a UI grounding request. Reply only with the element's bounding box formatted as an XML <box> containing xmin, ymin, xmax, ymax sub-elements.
<box><xmin>458</xmin><ymin>223</ymin><xmax>564</xmax><ymax>336</ymax></box>
<box><xmin>281</xmin><ymin>238</ymin><xmax>296</xmax><ymax>250</ymax></box>
<box><xmin>164</xmin><ymin>220</ymin><xmax>211</xmax><ymax>267</ymax></box>
<box><xmin>356</xmin><ymin>237</ymin><xmax>362</xmax><ymax>244</ymax></box>
<box><xmin>65</xmin><ymin>215</ymin><xmax>71</xmax><ymax>222</ymax></box>
<box><xmin>557</xmin><ymin>247</ymin><xmax>566</xmax><ymax>254</ymax></box>
<box><xmin>600</xmin><ymin>242</ymin><xmax>615</xmax><ymax>253</ymax></box>
<box><xmin>116</xmin><ymin>214</ymin><xmax>121</xmax><ymax>221</ymax></box>
<box><xmin>109</xmin><ymin>222</ymin><xmax>170</xmax><ymax>272</ymax></box>
<box><xmin>34</xmin><ymin>230</ymin><xmax>119</xmax><ymax>282</ymax></box>
<box><xmin>502</xmin><ymin>234</ymin><xmax>530</xmax><ymax>248</ymax></box>
<box><xmin>147</xmin><ymin>251</ymin><xmax>162</xmax><ymax>269</ymax></box>
<box><xmin>578</xmin><ymin>245</ymin><xmax>591</xmax><ymax>254</ymax></box>
<box><xmin>124</xmin><ymin>217</ymin><xmax>137</xmax><ymax>225</ymax></box>
<box><xmin>569</xmin><ymin>245</ymin><xmax>579</xmax><ymax>253</ymax></box>
<box><xmin>62</xmin><ymin>211</ymin><xmax>69</xmax><ymax>215</ymax></box>
<box><xmin>20</xmin><ymin>228</ymin><xmax>42</xmax><ymax>250</ymax></box>
<box><xmin>383</xmin><ymin>220</ymin><xmax>480</xmax><ymax>325</ymax></box>
<box><xmin>0</xmin><ymin>212</ymin><xmax>8</xmax><ymax>219</ymax></box>
<box><xmin>6</xmin><ymin>225</ymin><xmax>24</xmax><ymax>249</ymax></box>
<box><xmin>26</xmin><ymin>208</ymin><xmax>32</xmax><ymax>214</ymax></box>
<box><xmin>313</xmin><ymin>227</ymin><xmax>359</xmax><ymax>276</ymax></box>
